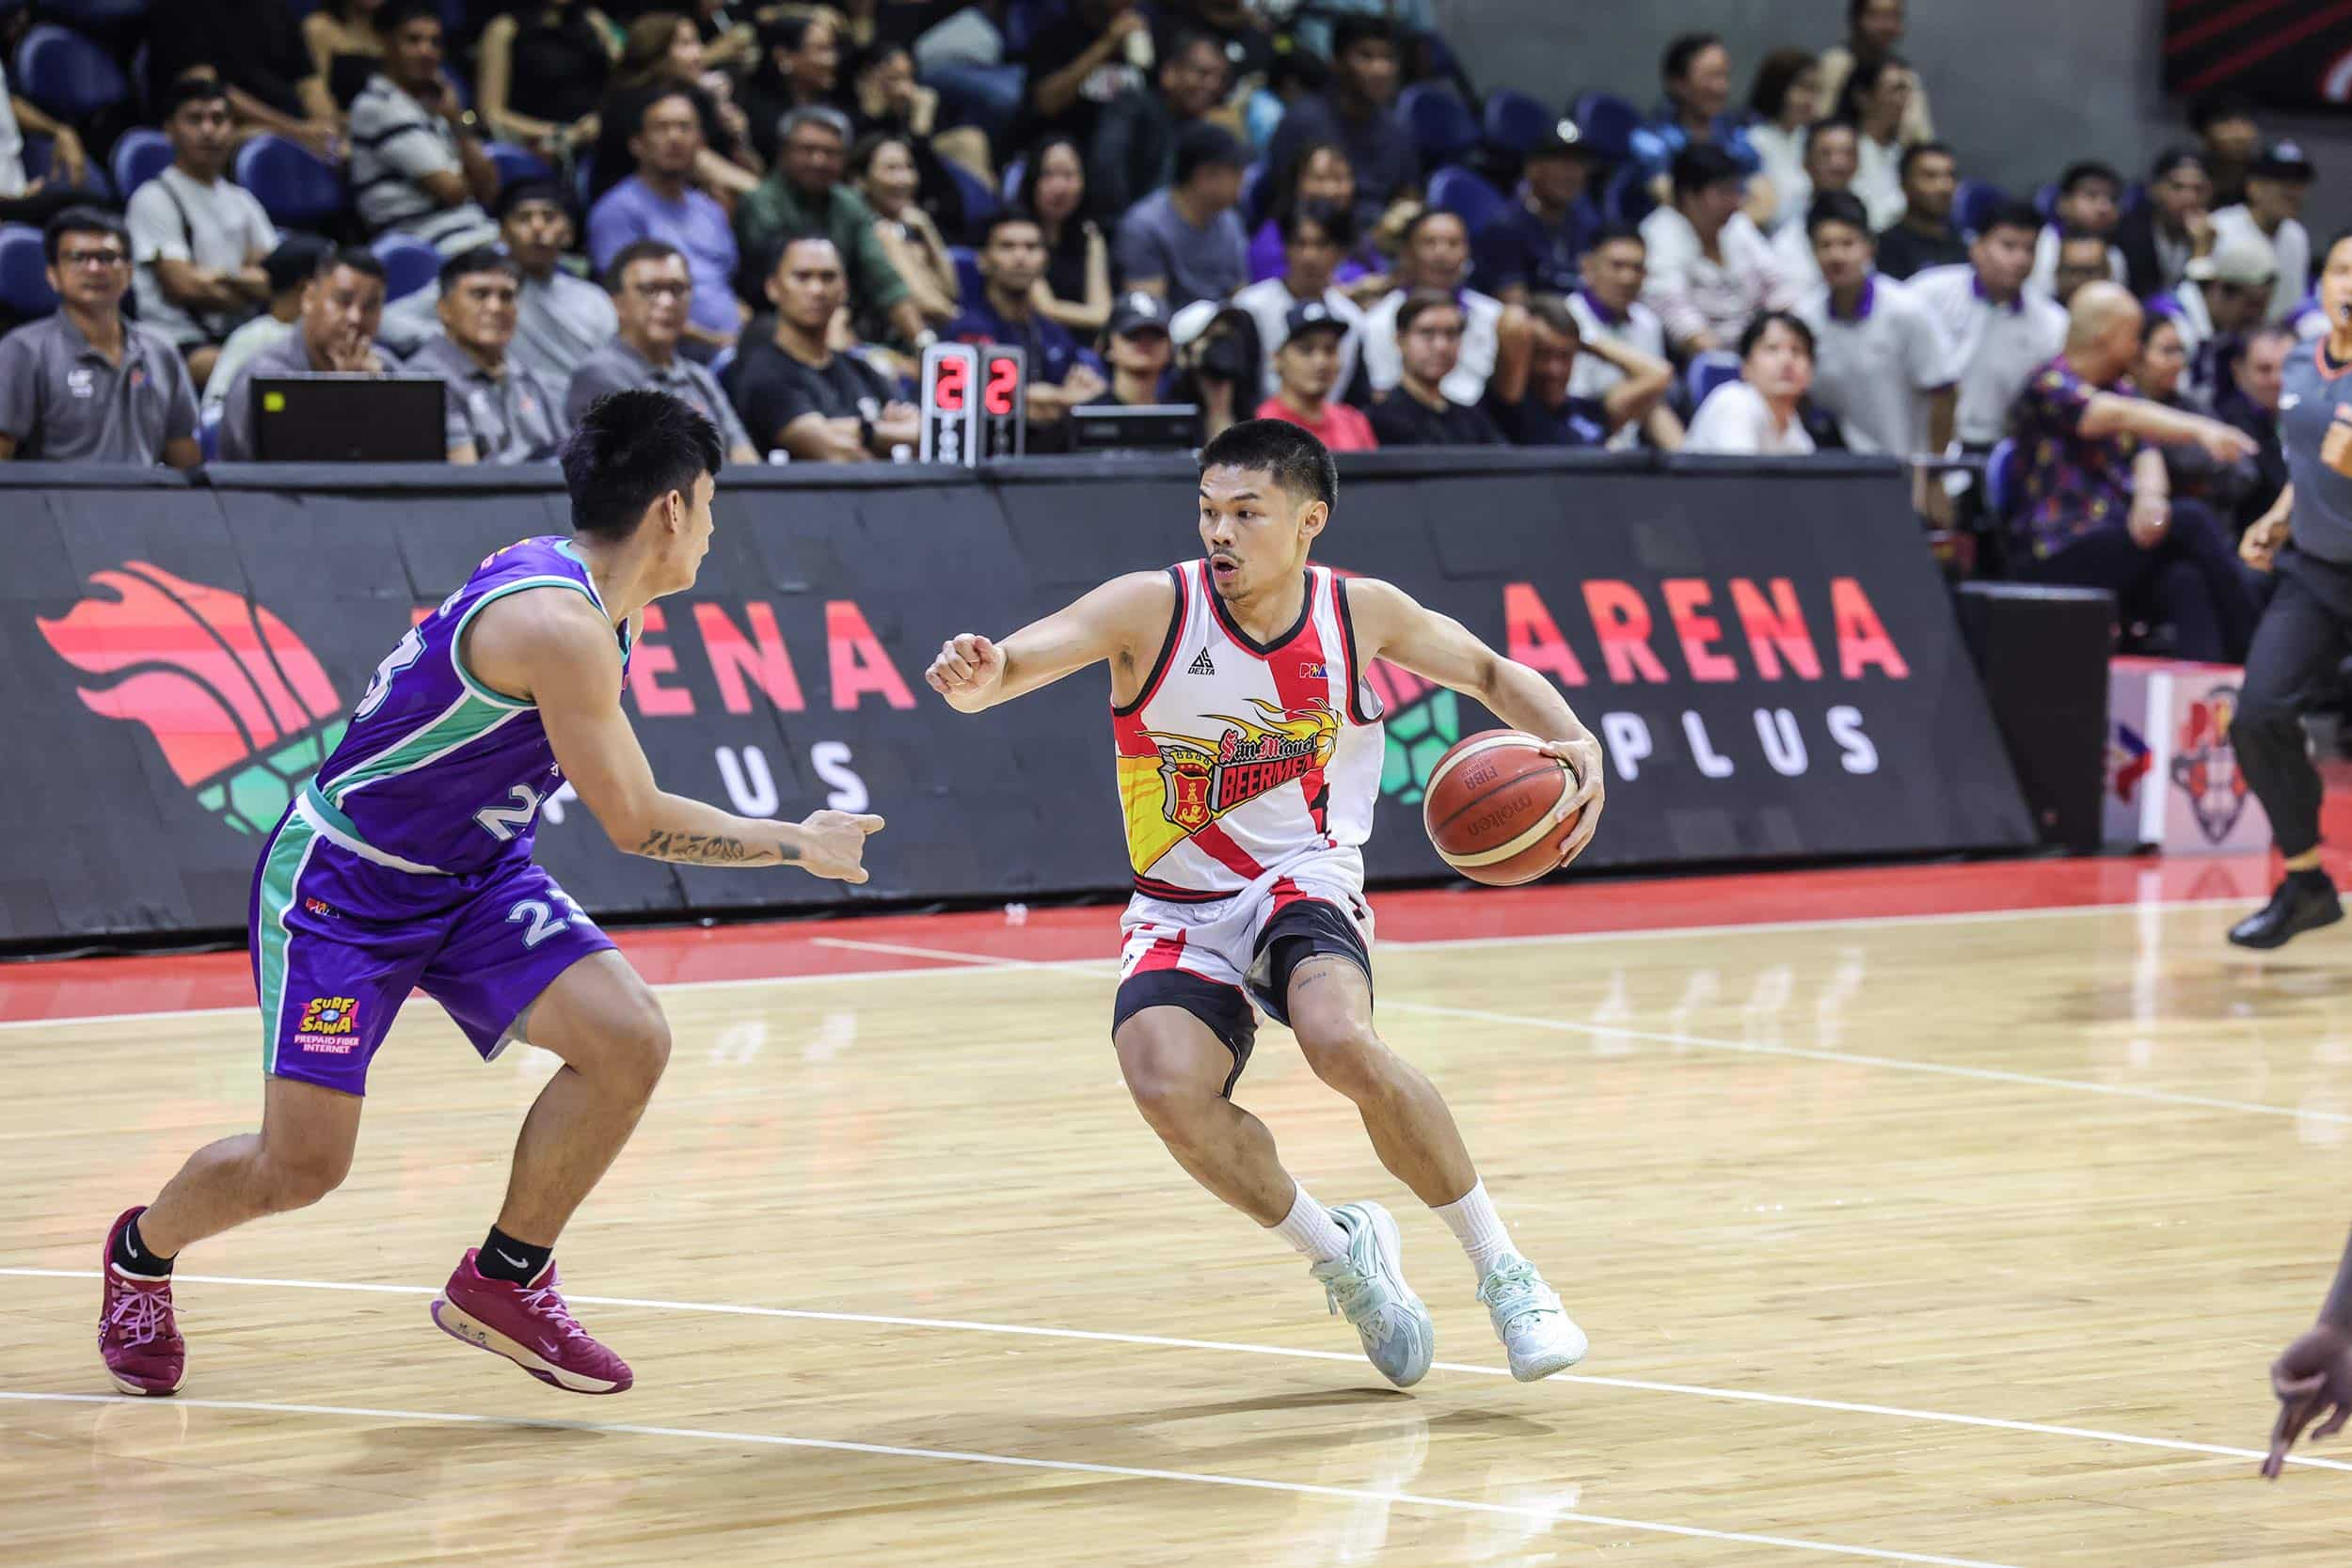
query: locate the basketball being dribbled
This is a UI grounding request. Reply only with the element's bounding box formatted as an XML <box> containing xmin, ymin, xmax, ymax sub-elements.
<box><xmin>1422</xmin><ymin>730</ymin><xmax>1580</xmax><ymax>886</ymax></box>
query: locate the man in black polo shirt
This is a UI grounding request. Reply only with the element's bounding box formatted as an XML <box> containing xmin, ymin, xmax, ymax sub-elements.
<box><xmin>731</xmin><ymin>234</ymin><xmax>918</xmax><ymax>462</ymax></box>
<box><xmin>1368</xmin><ymin>290</ymin><xmax>1503</xmax><ymax>446</ymax></box>
<box><xmin>1873</xmin><ymin>141</ymin><xmax>1967</xmax><ymax>281</ymax></box>
<box><xmin>1473</xmin><ymin>122</ymin><xmax>1601</xmax><ymax>306</ymax></box>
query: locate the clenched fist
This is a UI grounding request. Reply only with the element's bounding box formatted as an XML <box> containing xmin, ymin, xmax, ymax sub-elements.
<box><xmin>926</xmin><ymin>633</ymin><xmax>1005</xmax><ymax>712</ymax></box>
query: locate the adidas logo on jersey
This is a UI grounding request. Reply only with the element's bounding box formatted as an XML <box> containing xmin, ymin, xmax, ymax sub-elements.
<box><xmin>1187</xmin><ymin>649</ymin><xmax>1216</xmax><ymax>676</ymax></box>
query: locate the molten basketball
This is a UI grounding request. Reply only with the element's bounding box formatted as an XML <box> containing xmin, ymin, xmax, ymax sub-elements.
<box><xmin>1421</xmin><ymin>730</ymin><xmax>1579</xmax><ymax>886</ymax></box>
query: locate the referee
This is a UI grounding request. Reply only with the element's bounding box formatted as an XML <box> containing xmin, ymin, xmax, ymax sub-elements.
<box><xmin>2229</xmin><ymin>230</ymin><xmax>2352</xmax><ymax>949</ymax></box>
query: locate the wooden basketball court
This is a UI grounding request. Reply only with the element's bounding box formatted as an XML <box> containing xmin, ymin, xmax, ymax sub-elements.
<box><xmin>5</xmin><ymin>860</ymin><xmax>2350</xmax><ymax>1565</ymax></box>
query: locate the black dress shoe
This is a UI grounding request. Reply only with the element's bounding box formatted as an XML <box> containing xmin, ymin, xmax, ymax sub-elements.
<box><xmin>2229</xmin><ymin>877</ymin><xmax>2345</xmax><ymax>950</ymax></box>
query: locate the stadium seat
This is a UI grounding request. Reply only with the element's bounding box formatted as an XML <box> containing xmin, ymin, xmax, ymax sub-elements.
<box><xmin>110</xmin><ymin>127</ymin><xmax>170</xmax><ymax>199</ymax></box>
<box><xmin>1428</xmin><ymin>166</ymin><xmax>1505</xmax><ymax>234</ymax></box>
<box><xmin>1685</xmin><ymin>350</ymin><xmax>1741</xmax><ymax>410</ymax></box>
<box><xmin>22</xmin><ymin>133</ymin><xmax>110</xmax><ymax>198</ymax></box>
<box><xmin>1482</xmin><ymin>88</ymin><xmax>1555</xmax><ymax>155</ymax></box>
<box><xmin>1568</xmin><ymin>90</ymin><xmax>1642</xmax><ymax>164</ymax></box>
<box><xmin>1982</xmin><ymin>436</ymin><xmax>2020</xmax><ymax>522</ymax></box>
<box><xmin>0</xmin><ymin>224</ymin><xmax>57</xmax><ymax>318</ymax></box>
<box><xmin>1601</xmin><ymin>162</ymin><xmax>1654</xmax><ymax>227</ymax></box>
<box><xmin>1955</xmin><ymin>179</ymin><xmax>2007</xmax><ymax>238</ymax></box>
<box><xmin>485</xmin><ymin>141</ymin><xmax>553</xmax><ymax>194</ymax></box>
<box><xmin>371</xmin><ymin>232</ymin><xmax>440</xmax><ymax>303</ymax></box>
<box><xmin>948</xmin><ymin>244</ymin><xmax>981</xmax><ymax>307</ymax></box>
<box><xmin>13</xmin><ymin>24</ymin><xmax>130</xmax><ymax>120</ymax></box>
<box><xmin>234</xmin><ymin>135</ymin><xmax>347</xmax><ymax>228</ymax></box>
<box><xmin>1397</xmin><ymin>83</ymin><xmax>1478</xmax><ymax>169</ymax></box>
<box><xmin>940</xmin><ymin>157</ymin><xmax>998</xmax><ymax>232</ymax></box>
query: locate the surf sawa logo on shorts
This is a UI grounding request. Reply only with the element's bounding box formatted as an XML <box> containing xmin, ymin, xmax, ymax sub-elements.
<box><xmin>298</xmin><ymin>995</ymin><xmax>358</xmax><ymax>1037</ymax></box>
<box><xmin>36</xmin><ymin>562</ymin><xmax>345</xmax><ymax>836</ymax></box>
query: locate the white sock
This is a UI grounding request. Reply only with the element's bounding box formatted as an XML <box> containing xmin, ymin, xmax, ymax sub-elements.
<box><xmin>1433</xmin><ymin>1180</ymin><xmax>1514</xmax><ymax>1286</ymax></box>
<box><xmin>1269</xmin><ymin>1183</ymin><xmax>1350</xmax><ymax>1265</ymax></box>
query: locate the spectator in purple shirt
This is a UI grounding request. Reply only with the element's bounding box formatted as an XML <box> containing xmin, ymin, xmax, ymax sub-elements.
<box><xmin>2007</xmin><ymin>280</ymin><xmax>2264</xmax><ymax>660</ymax></box>
<box><xmin>586</xmin><ymin>86</ymin><xmax>744</xmax><ymax>356</ymax></box>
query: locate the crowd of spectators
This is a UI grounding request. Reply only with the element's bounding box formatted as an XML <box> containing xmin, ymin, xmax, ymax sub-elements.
<box><xmin>0</xmin><ymin>0</ymin><xmax>2328</xmax><ymax>636</ymax></box>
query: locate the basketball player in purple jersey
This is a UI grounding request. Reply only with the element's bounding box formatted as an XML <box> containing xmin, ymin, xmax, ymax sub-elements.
<box><xmin>97</xmin><ymin>390</ymin><xmax>883</xmax><ymax>1398</ymax></box>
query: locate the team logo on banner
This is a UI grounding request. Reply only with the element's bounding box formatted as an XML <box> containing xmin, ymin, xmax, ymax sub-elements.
<box><xmin>2169</xmin><ymin>685</ymin><xmax>2251</xmax><ymax>845</ymax></box>
<box><xmin>36</xmin><ymin>562</ymin><xmax>345</xmax><ymax>836</ymax></box>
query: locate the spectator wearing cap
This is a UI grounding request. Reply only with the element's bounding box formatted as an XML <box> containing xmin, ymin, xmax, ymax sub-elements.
<box><xmin>0</xmin><ymin>210</ymin><xmax>199</xmax><ymax>468</ymax></box>
<box><xmin>2214</xmin><ymin>141</ymin><xmax>2315</xmax><ymax>325</ymax></box>
<box><xmin>203</xmin><ymin>235</ymin><xmax>332</xmax><ymax>416</ymax></box>
<box><xmin>1568</xmin><ymin>226</ymin><xmax>1683</xmax><ymax>451</ymax></box>
<box><xmin>1768</xmin><ymin>119</ymin><xmax>1859</xmax><ymax>293</ymax></box>
<box><xmin>2173</xmin><ymin>226</ymin><xmax>2279</xmax><ymax>402</ymax></box>
<box><xmin>1361</xmin><ymin>208</ymin><xmax>1518</xmax><ymax>407</ymax></box>
<box><xmin>1368</xmin><ymin>291</ymin><xmax>1504</xmax><ymax>447</ymax></box>
<box><xmin>590</xmin><ymin>87</ymin><xmax>748</xmax><ymax>356</ymax></box>
<box><xmin>1874</xmin><ymin>141</ymin><xmax>1965</xmax><ymax>281</ymax></box>
<box><xmin>1486</xmin><ymin>293</ymin><xmax>1671</xmax><ymax>450</ymax></box>
<box><xmin>732</xmin><ymin>235</ymin><xmax>919</xmax><ymax>462</ymax></box>
<box><xmin>737</xmin><ymin>106</ymin><xmax>925</xmax><ymax>350</ymax></box>
<box><xmin>2004</xmin><ymin>281</ymin><xmax>2261</xmax><ymax>662</ymax></box>
<box><xmin>1641</xmin><ymin>144</ymin><xmax>1797</xmax><ymax>356</ymax></box>
<box><xmin>347</xmin><ymin>1</ymin><xmax>503</xmax><ymax>256</ymax></box>
<box><xmin>404</xmin><ymin>248</ymin><xmax>572</xmax><ymax>464</ymax></box>
<box><xmin>1745</xmin><ymin>49</ymin><xmax>1826</xmax><ymax>234</ymax></box>
<box><xmin>1682</xmin><ymin>310</ymin><xmax>1818</xmax><ymax>455</ymax></box>
<box><xmin>1632</xmin><ymin>34</ymin><xmax>1759</xmax><ymax>193</ymax></box>
<box><xmin>1905</xmin><ymin>202</ymin><xmax>2067</xmax><ymax>449</ymax></box>
<box><xmin>126</xmin><ymin>78</ymin><xmax>278</xmax><ymax>393</ymax></box>
<box><xmin>1793</xmin><ymin>192</ymin><xmax>1956</xmax><ymax>462</ymax></box>
<box><xmin>2190</xmin><ymin>90</ymin><xmax>2262</xmax><ymax>208</ymax></box>
<box><xmin>1114</xmin><ymin>123</ymin><xmax>1250</xmax><ymax>310</ymax></box>
<box><xmin>1817</xmin><ymin>0</ymin><xmax>1935</xmax><ymax>146</ymax></box>
<box><xmin>217</xmin><ymin>247</ymin><xmax>427</xmax><ymax>462</ymax></box>
<box><xmin>1257</xmin><ymin>300</ymin><xmax>1377</xmax><ymax>451</ymax></box>
<box><xmin>1101</xmin><ymin>292</ymin><xmax>1175</xmax><ymax>405</ymax></box>
<box><xmin>951</xmin><ymin>213</ymin><xmax>1110</xmax><ymax>425</ymax></box>
<box><xmin>1263</xmin><ymin>18</ymin><xmax>1420</xmax><ymax>237</ymax></box>
<box><xmin>1834</xmin><ymin>55</ymin><xmax>1916</xmax><ymax>231</ymax></box>
<box><xmin>1233</xmin><ymin>201</ymin><xmax>1368</xmax><ymax>402</ymax></box>
<box><xmin>1472</xmin><ymin>122</ymin><xmax>1602</xmax><ymax>307</ymax></box>
<box><xmin>2027</xmin><ymin>163</ymin><xmax>2128</xmax><ymax>298</ymax></box>
<box><xmin>1090</xmin><ymin>29</ymin><xmax>1230</xmax><ymax>221</ymax></box>
<box><xmin>392</xmin><ymin>182</ymin><xmax>620</xmax><ymax>379</ymax></box>
<box><xmin>2115</xmin><ymin>150</ymin><xmax>2216</xmax><ymax>302</ymax></box>
<box><xmin>566</xmin><ymin>240</ymin><xmax>759</xmax><ymax>464</ymax></box>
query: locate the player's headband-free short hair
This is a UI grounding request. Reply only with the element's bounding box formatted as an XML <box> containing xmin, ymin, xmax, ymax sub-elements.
<box><xmin>1199</xmin><ymin>418</ymin><xmax>1339</xmax><ymax>513</ymax></box>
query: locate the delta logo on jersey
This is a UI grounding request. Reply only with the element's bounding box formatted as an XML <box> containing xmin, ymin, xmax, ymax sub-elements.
<box><xmin>36</xmin><ymin>562</ymin><xmax>345</xmax><ymax>836</ymax></box>
<box><xmin>1124</xmin><ymin>699</ymin><xmax>1339</xmax><ymax>869</ymax></box>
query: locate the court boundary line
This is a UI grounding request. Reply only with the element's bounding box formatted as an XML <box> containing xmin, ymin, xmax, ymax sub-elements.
<box><xmin>0</xmin><ymin>893</ymin><xmax>2249</xmax><ymax>1032</ymax></box>
<box><xmin>5</xmin><ymin>1265</ymin><xmax>2337</xmax><ymax>1475</ymax></box>
<box><xmin>0</xmin><ymin>1388</ymin><xmax>2026</xmax><ymax>1567</ymax></box>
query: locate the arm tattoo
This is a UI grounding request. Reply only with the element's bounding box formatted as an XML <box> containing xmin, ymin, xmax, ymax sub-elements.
<box><xmin>634</xmin><ymin>829</ymin><xmax>797</xmax><ymax>864</ymax></box>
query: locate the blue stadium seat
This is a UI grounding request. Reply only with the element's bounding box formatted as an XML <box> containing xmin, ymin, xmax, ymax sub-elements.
<box><xmin>45</xmin><ymin>0</ymin><xmax>150</xmax><ymax>25</ymax></box>
<box><xmin>1685</xmin><ymin>350</ymin><xmax>1741</xmax><ymax>410</ymax></box>
<box><xmin>1568</xmin><ymin>90</ymin><xmax>1642</xmax><ymax>164</ymax></box>
<box><xmin>371</xmin><ymin>232</ymin><xmax>440</xmax><ymax>302</ymax></box>
<box><xmin>235</xmin><ymin>135</ymin><xmax>347</xmax><ymax>228</ymax></box>
<box><xmin>948</xmin><ymin>245</ymin><xmax>981</xmax><ymax>306</ymax></box>
<box><xmin>1397</xmin><ymin>83</ymin><xmax>1478</xmax><ymax>169</ymax></box>
<box><xmin>941</xmin><ymin>157</ymin><xmax>998</xmax><ymax>232</ymax></box>
<box><xmin>485</xmin><ymin>141</ymin><xmax>553</xmax><ymax>195</ymax></box>
<box><xmin>1482</xmin><ymin>88</ymin><xmax>1555</xmax><ymax>156</ymax></box>
<box><xmin>1428</xmin><ymin>166</ymin><xmax>1505</xmax><ymax>234</ymax></box>
<box><xmin>998</xmin><ymin>155</ymin><xmax>1026</xmax><ymax>206</ymax></box>
<box><xmin>1983</xmin><ymin>436</ymin><xmax>2020</xmax><ymax>522</ymax></box>
<box><xmin>110</xmin><ymin>127</ymin><xmax>170</xmax><ymax>199</ymax></box>
<box><xmin>13</xmin><ymin>24</ymin><xmax>130</xmax><ymax>120</ymax></box>
<box><xmin>1601</xmin><ymin>162</ymin><xmax>1654</xmax><ymax>227</ymax></box>
<box><xmin>22</xmin><ymin>133</ymin><xmax>110</xmax><ymax>198</ymax></box>
<box><xmin>0</xmin><ymin>224</ymin><xmax>58</xmax><ymax>318</ymax></box>
<box><xmin>1955</xmin><ymin>179</ymin><xmax>2007</xmax><ymax>238</ymax></box>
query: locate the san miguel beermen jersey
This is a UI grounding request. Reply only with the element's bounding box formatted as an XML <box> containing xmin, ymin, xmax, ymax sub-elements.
<box><xmin>1113</xmin><ymin>561</ymin><xmax>1385</xmax><ymax>902</ymax></box>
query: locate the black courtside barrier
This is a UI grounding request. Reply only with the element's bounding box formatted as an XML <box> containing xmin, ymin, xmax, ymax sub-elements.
<box><xmin>0</xmin><ymin>451</ymin><xmax>2035</xmax><ymax>943</ymax></box>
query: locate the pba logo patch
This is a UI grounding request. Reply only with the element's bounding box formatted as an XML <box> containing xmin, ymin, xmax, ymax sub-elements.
<box><xmin>36</xmin><ymin>562</ymin><xmax>346</xmax><ymax>837</ymax></box>
<box><xmin>298</xmin><ymin>995</ymin><xmax>358</xmax><ymax>1038</ymax></box>
<box><xmin>2169</xmin><ymin>685</ymin><xmax>2250</xmax><ymax>844</ymax></box>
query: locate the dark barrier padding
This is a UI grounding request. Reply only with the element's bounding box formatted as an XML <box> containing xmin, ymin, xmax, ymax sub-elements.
<box><xmin>2</xmin><ymin>454</ymin><xmax>2033</xmax><ymax>942</ymax></box>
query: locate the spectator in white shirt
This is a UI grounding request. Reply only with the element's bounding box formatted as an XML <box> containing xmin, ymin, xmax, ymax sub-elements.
<box><xmin>1684</xmin><ymin>309</ymin><xmax>1817</xmax><ymax>454</ymax></box>
<box><xmin>2213</xmin><ymin>140</ymin><xmax>2314</xmax><ymax>325</ymax></box>
<box><xmin>127</xmin><ymin>77</ymin><xmax>278</xmax><ymax>390</ymax></box>
<box><xmin>1795</xmin><ymin>190</ymin><xmax>1955</xmax><ymax>458</ymax></box>
<box><xmin>1640</xmin><ymin>143</ymin><xmax>1796</xmax><ymax>355</ymax></box>
<box><xmin>1360</xmin><ymin>207</ymin><xmax>1522</xmax><ymax>406</ymax></box>
<box><xmin>1769</xmin><ymin>119</ymin><xmax>1859</xmax><ymax>294</ymax></box>
<box><xmin>1568</xmin><ymin>224</ymin><xmax>1682</xmax><ymax>451</ymax></box>
<box><xmin>348</xmin><ymin>2</ymin><xmax>502</xmax><ymax>255</ymax></box>
<box><xmin>1905</xmin><ymin>201</ymin><xmax>2066</xmax><ymax>448</ymax></box>
<box><xmin>1232</xmin><ymin>199</ymin><xmax>1368</xmax><ymax>402</ymax></box>
<box><xmin>2027</xmin><ymin>162</ymin><xmax>2126</xmax><ymax>297</ymax></box>
<box><xmin>1833</xmin><ymin>55</ymin><xmax>1914</xmax><ymax>230</ymax></box>
<box><xmin>1744</xmin><ymin>48</ymin><xmax>1825</xmax><ymax>234</ymax></box>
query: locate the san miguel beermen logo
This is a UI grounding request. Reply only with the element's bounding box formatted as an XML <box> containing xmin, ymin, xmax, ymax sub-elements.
<box><xmin>1149</xmin><ymin>700</ymin><xmax>1341</xmax><ymax>831</ymax></box>
<box><xmin>2169</xmin><ymin>684</ymin><xmax>2250</xmax><ymax>845</ymax></box>
<box><xmin>37</xmin><ymin>562</ymin><xmax>345</xmax><ymax>836</ymax></box>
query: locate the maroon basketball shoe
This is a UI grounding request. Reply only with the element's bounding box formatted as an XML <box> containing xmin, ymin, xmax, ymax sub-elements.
<box><xmin>430</xmin><ymin>1248</ymin><xmax>632</xmax><ymax>1394</ymax></box>
<box><xmin>98</xmin><ymin>1207</ymin><xmax>184</xmax><ymax>1397</ymax></box>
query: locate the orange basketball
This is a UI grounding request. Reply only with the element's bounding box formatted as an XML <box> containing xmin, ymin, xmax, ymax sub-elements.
<box><xmin>1421</xmin><ymin>730</ymin><xmax>1580</xmax><ymax>887</ymax></box>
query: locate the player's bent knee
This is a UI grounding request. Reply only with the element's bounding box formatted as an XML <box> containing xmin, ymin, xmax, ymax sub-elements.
<box><xmin>258</xmin><ymin>1146</ymin><xmax>351</xmax><ymax>1212</ymax></box>
<box><xmin>603</xmin><ymin>1002</ymin><xmax>672</xmax><ymax>1100</ymax></box>
<box><xmin>1295</xmin><ymin>1022</ymin><xmax>1391</xmax><ymax>1101</ymax></box>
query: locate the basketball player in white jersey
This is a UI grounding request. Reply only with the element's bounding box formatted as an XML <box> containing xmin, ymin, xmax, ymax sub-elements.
<box><xmin>925</xmin><ymin>420</ymin><xmax>1605</xmax><ymax>1385</ymax></box>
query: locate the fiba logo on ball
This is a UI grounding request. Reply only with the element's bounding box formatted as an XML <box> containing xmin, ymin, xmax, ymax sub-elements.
<box><xmin>36</xmin><ymin>562</ymin><xmax>346</xmax><ymax>837</ymax></box>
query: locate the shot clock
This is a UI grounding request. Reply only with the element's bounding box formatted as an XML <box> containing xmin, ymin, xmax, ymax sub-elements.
<box><xmin>918</xmin><ymin>341</ymin><xmax>1028</xmax><ymax>465</ymax></box>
